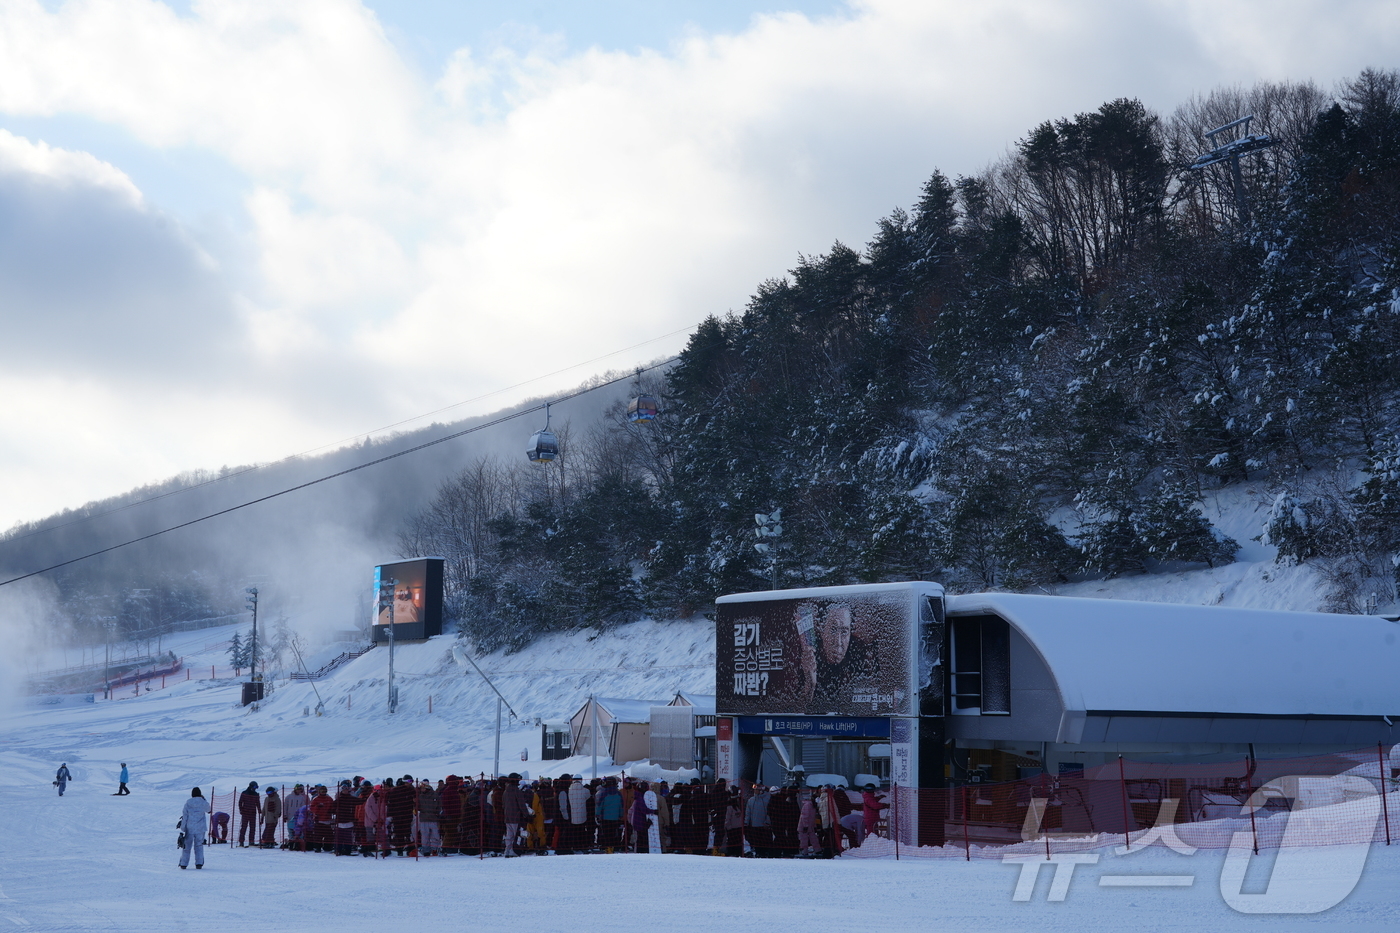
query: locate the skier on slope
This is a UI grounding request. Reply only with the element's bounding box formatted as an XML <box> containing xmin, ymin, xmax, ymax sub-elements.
<box><xmin>55</xmin><ymin>763</ymin><xmax>72</xmax><ymax>796</ymax></box>
<box><xmin>113</xmin><ymin>762</ymin><xmax>131</xmax><ymax>795</ymax></box>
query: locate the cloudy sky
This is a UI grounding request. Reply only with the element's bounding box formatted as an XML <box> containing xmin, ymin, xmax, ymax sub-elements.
<box><xmin>0</xmin><ymin>0</ymin><xmax>1395</xmax><ymax>531</ymax></box>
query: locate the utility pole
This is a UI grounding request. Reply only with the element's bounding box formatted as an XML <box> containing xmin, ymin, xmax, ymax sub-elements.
<box><xmin>378</xmin><ymin>577</ymin><xmax>398</xmax><ymax>714</ymax></box>
<box><xmin>452</xmin><ymin>643</ymin><xmax>521</xmax><ymax>778</ymax></box>
<box><xmin>591</xmin><ymin>694</ymin><xmax>600</xmax><ymax>779</ymax></box>
<box><xmin>494</xmin><ymin>698</ymin><xmax>503</xmax><ymax>779</ymax></box>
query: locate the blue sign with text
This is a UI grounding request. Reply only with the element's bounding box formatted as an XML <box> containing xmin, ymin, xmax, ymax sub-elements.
<box><xmin>736</xmin><ymin>716</ymin><xmax>890</xmax><ymax>738</ymax></box>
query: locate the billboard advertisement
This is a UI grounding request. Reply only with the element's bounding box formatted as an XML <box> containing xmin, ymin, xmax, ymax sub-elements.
<box><xmin>371</xmin><ymin>558</ymin><xmax>444</xmax><ymax>642</ymax></box>
<box><xmin>716</xmin><ymin>587</ymin><xmax>927</xmax><ymax>718</ymax></box>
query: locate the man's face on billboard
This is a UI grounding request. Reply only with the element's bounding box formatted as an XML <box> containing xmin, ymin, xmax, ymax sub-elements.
<box><xmin>819</xmin><ymin>604</ymin><xmax>852</xmax><ymax>665</ymax></box>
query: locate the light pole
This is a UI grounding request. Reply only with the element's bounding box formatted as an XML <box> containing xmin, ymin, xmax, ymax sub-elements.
<box><xmin>244</xmin><ymin>587</ymin><xmax>259</xmax><ymax>684</ymax></box>
<box><xmin>754</xmin><ymin>509</ymin><xmax>783</xmax><ymax>590</ymax></box>
<box><xmin>451</xmin><ymin>643</ymin><xmax>520</xmax><ymax>778</ymax></box>
<box><xmin>378</xmin><ymin>577</ymin><xmax>398</xmax><ymax>714</ymax></box>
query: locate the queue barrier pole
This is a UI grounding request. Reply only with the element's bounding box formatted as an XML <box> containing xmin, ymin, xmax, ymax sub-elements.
<box><xmin>1379</xmin><ymin>744</ymin><xmax>1392</xmax><ymax>846</ymax></box>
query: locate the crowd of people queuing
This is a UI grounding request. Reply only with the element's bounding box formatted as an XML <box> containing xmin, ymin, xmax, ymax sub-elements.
<box><xmin>221</xmin><ymin>773</ymin><xmax>891</xmax><ymax>859</ymax></box>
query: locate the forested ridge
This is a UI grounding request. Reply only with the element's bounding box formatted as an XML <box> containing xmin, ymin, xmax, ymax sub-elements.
<box><xmin>403</xmin><ymin>70</ymin><xmax>1400</xmax><ymax>649</ymax></box>
<box><xmin>9</xmin><ymin>70</ymin><xmax>1400</xmax><ymax>653</ymax></box>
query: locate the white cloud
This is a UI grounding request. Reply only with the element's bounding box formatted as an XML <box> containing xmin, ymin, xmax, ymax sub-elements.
<box><xmin>0</xmin><ymin>0</ymin><xmax>1397</xmax><ymax>527</ymax></box>
<box><xmin>0</xmin><ymin>128</ymin><xmax>142</xmax><ymax>201</ymax></box>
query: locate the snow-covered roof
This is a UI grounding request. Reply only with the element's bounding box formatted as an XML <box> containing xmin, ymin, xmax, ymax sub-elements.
<box><xmin>717</xmin><ymin>581</ymin><xmax>943</xmax><ymax>604</ymax></box>
<box><xmin>588</xmin><ymin>696</ymin><xmax>670</xmax><ymax>723</ymax></box>
<box><xmin>671</xmin><ymin>692</ymin><xmax>716</xmax><ymax>714</ymax></box>
<box><xmin>949</xmin><ymin>593</ymin><xmax>1400</xmax><ymax>717</ymax></box>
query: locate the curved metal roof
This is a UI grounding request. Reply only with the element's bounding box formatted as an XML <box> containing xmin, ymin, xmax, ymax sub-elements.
<box><xmin>948</xmin><ymin>593</ymin><xmax>1400</xmax><ymax>717</ymax></box>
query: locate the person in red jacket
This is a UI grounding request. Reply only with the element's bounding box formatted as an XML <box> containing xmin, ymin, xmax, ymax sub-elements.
<box><xmin>861</xmin><ymin>784</ymin><xmax>889</xmax><ymax>842</ymax></box>
<box><xmin>308</xmin><ymin>784</ymin><xmax>336</xmax><ymax>852</ymax></box>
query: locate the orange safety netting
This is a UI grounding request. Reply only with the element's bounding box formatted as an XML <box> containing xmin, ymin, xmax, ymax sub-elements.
<box><xmin>864</xmin><ymin>745</ymin><xmax>1397</xmax><ymax>859</ymax></box>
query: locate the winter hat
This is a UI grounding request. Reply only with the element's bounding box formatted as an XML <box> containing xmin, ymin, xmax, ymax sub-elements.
<box><xmin>191</xmin><ymin>787</ymin><xmax>204</xmax><ymax>797</ymax></box>
<box><xmin>266</xmin><ymin>787</ymin><xmax>277</xmax><ymax>794</ymax></box>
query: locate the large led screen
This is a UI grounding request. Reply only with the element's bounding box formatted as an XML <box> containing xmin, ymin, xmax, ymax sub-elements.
<box><xmin>371</xmin><ymin>558</ymin><xmax>443</xmax><ymax>642</ymax></box>
<box><xmin>716</xmin><ymin>590</ymin><xmax>920</xmax><ymax>717</ymax></box>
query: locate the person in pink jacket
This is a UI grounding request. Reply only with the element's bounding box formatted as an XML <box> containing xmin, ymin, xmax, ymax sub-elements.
<box><xmin>796</xmin><ymin>790</ymin><xmax>820</xmax><ymax>857</ymax></box>
<box><xmin>860</xmin><ymin>784</ymin><xmax>888</xmax><ymax>841</ymax></box>
<box><xmin>364</xmin><ymin>783</ymin><xmax>389</xmax><ymax>857</ymax></box>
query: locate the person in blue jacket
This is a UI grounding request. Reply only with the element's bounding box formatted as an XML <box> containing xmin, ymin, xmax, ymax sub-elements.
<box><xmin>113</xmin><ymin>763</ymin><xmax>131</xmax><ymax>795</ymax></box>
<box><xmin>55</xmin><ymin>763</ymin><xmax>72</xmax><ymax>796</ymax></box>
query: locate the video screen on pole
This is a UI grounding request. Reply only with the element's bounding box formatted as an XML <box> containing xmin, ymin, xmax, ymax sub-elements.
<box><xmin>377</xmin><ymin>563</ymin><xmax>426</xmax><ymax>627</ymax></box>
<box><xmin>371</xmin><ymin>558</ymin><xmax>444</xmax><ymax>642</ymax></box>
<box><xmin>716</xmin><ymin>592</ymin><xmax>917</xmax><ymax>717</ymax></box>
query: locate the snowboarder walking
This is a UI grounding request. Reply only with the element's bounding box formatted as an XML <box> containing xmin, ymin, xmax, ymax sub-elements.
<box><xmin>55</xmin><ymin>763</ymin><xmax>72</xmax><ymax>796</ymax></box>
<box><xmin>113</xmin><ymin>763</ymin><xmax>131</xmax><ymax>795</ymax></box>
<box><xmin>237</xmin><ymin>782</ymin><xmax>261</xmax><ymax>846</ymax></box>
<box><xmin>179</xmin><ymin>787</ymin><xmax>210</xmax><ymax>869</ymax></box>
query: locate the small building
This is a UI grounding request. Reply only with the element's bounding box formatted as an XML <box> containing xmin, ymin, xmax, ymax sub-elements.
<box><xmin>541</xmin><ymin>721</ymin><xmax>571</xmax><ymax>761</ymax></box>
<box><xmin>570</xmin><ymin>696</ymin><xmax>669</xmax><ymax>765</ymax></box>
<box><xmin>649</xmin><ymin>693</ymin><xmax>717</xmax><ymax>774</ymax></box>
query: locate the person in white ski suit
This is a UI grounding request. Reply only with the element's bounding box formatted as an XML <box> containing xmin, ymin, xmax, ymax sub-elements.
<box><xmin>642</xmin><ymin>785</ymin><xmax>662</xmax><ymax>854</ymax></box>
<box><xmin>179</xmin><ymin>787</ymin><xmax>211</xmax><ymax>869</ymax></box>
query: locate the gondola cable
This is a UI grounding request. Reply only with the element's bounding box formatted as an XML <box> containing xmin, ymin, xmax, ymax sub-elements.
<box><xmin>0</xmin><ymin>355</ymin><xmax>678</xmax><ymax>589</ymax></box>
<box><xmin>1</xmin><ymin>323</ymin><xmax>698</xmax><ymax>546</ymax></box>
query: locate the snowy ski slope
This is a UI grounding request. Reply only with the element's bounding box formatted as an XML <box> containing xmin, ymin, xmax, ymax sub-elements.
<box><xmin>4</xmin><ymin>575</ymin><xmax>1399</xmax><ymax>931</ymax></box>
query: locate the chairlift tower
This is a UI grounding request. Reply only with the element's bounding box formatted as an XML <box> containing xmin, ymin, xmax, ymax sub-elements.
<box><xmin>1188</xmin><ymin>114</ymin><xmax>1276</xmax><ymax>226</ymax></box>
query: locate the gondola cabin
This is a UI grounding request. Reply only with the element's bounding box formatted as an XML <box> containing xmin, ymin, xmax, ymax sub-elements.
<box><xmin>627</xmin><ymin>394</ymin><xmax>660</xmax><ymax>423</ymax></box>
<box><xmin>527</xmin><ymin>429</ymin><xmax>559</xmax><ymax>463</ymax></box>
